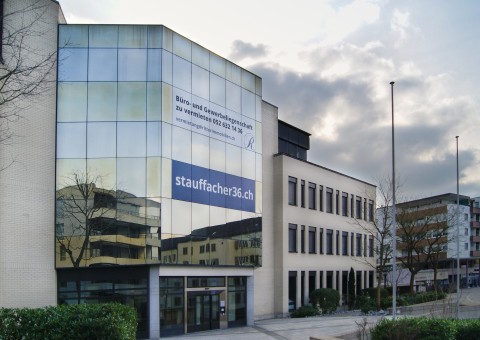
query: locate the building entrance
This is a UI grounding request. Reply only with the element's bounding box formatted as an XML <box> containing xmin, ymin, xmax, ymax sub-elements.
<box><xmin>187</xmin><ymin>290</ymin><xmax>221</xmax><ymax>333</ymax></box>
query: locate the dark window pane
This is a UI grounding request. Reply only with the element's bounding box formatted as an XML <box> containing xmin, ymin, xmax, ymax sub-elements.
<box><xmin>308</xmin><ymin>183</ymin><xmax>316</xmax><ymax>209</ymax></box>
<box><xmin>289</xmin><ymin>224</ymin><xmax>297</xmax><ymax>253</ymax></box>
<box><xmin>288</xmin><ymin>177</ymin><xmax>297</xmax><ymax>206</ymax></box>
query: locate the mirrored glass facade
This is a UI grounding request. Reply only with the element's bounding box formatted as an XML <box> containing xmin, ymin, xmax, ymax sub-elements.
<box><xmin>56</xmin><ymin>25</ymin><xmax>263</xmax><ymax>269</ymax></box>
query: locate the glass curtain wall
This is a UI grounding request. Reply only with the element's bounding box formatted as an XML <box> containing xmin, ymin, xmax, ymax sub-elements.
<box><xmin>56</xmin><ymin>25</ymin><xmax>263</xmax><ymax>268</ymax></box>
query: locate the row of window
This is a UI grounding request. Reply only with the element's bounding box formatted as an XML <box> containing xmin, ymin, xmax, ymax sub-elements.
<box><xmin>288</xmin><ymin>224</ymin><xmax>374</xmax><ymax>257</ymax></box>
<box><xmin>288</xmin><ymin>177</ymin><xmax>374</xmax><ymax>221</ymax></box>
<box><xmin>181</xmin><ymin>243</ymin><xmax>217</xmax><ymax>254</ymax></box>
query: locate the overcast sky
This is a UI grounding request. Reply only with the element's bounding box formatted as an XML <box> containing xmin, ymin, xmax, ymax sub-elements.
<box><xmin>57</xmin><ymin>0</ymin><xmax>480</xmax><ymax>201</ymax></box>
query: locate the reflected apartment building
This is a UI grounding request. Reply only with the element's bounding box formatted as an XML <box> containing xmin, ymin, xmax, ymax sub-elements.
<box><xmin>0</xmin><ymin>1</ymin><xmax>377</xmax><ymax>338</ymax></box>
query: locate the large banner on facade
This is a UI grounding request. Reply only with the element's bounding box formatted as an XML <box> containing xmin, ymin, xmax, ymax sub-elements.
<box><xmin>172</xmin><ymin>160</ymin><xmax>255</xmax><ymax>212</ymax></box>
<box><xmin>172</xmin><ymin>88</ymin><xmax>256</xmax><ymax>152</ymax></box>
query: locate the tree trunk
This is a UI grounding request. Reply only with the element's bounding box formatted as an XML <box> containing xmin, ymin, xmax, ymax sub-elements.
<box><xmin>409</xmin><ymin>272</ymin><xmax>415</xmax><ymax>294</ymax></box>
<box><xmin>376</xmin><ymin>274</ymin><xmax>383</xmax><ymax>310</ymax></box>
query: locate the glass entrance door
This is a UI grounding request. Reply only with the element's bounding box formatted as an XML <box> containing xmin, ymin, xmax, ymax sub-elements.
<box><xmin>187</xmin><ymin>291</ymin><xmax>220</xmax><ymax>333</ymax></box>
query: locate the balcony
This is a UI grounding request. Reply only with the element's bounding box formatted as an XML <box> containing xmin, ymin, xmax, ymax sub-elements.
<box><xmin>470</xmin><ymin>250</ymin><xmax>480</xmax><ymax>257</ymax></box>
<box><xmin>87</xmin><ymin>256</ymin><xmax>147</xmax><ymax>266</ymax></box>
<box><xmin>470</xmin><ymin>235</ymin><xmax>480</xmax><ymax>243</ymax></box>
<box><xmin>471</xmin><ymin>221</ymin><xmax>480</xmax><ymax>228</ymax></box>
<box><xmin>90</xmin><ymin>234</ymin><xmax>146</xmax><ymax>247</ymax></box>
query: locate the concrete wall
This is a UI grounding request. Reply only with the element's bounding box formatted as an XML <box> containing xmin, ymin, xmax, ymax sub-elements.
<box><xmin>274</xmin><ymin>152</ymin><xmax>377</xmax><ymax>315</ymax></box>
<box><xmin>0</xmin><ymin>0</ymin><xmax>64</xmax><ymax>308</ymax></box>
<box><xmin>252</xmin><ymin>101</ymin><xmax>278</xmax><ymax>320</ymax></box>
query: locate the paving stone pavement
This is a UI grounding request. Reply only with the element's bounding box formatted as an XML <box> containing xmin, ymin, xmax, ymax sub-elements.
<box><xmin>171</xmin><ymin>287</ymin><xmax>480</xmax><ymax>340</ymax></box>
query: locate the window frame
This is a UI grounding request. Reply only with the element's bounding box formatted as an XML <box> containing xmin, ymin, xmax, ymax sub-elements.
<box><xmin>326</xmin><ymin>188</ymin><xmax>333</xmax><ymax>214</ymax></box>
<box><xmin>308</xmin><ymin>226</ymin><xmax>316</xmax><ymax>254</ymax></box>
<box><xmin>288</xmin><ymin>223</ymin><xmax>298</xmax><ymax>253</ymax></box>
<box><xmin>288</xmin><ymin>177</ymin><xmax>297</xmax><ymax>206</ymax></box>
<box><xmin>308</xmin><ymin>182</ymin><xmax>316</xmax><ymax>210</ymax></box>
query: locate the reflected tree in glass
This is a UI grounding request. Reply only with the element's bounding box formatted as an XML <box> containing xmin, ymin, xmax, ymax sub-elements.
<box><xmin>56</xmin><ymin>171</ymin><xmax>117</xmax><ymax>269</ymax></box>
<box><xmin>56</xmin><ymin>170</ymin><xmax>118</xmax><ymax>302</ymax></box>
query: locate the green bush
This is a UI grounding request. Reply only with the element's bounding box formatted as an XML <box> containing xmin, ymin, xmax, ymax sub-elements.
<box><xmin>455</xmin><ymin>319</ymin><xmax>480</xmax><ymax>340</ymax></box>
<box><xmin>356</xmin><ymin>294</ymin><xmax>377</xmax><ymax>314</ymax></box>
<box><xmin>290</xmin><ymin>305</ymin><xmax>320</xmax><ymax>318</ymax></box>
<box><xmin>371</xmin><ymin>317</ymin><xmax>456</xmax><ymax>340</ymax></box>
<box><xmin>361</xmin><ymin>287</ymin><xmax>389</xmax><ymax>300</ymax></box>
<box><xmin>0</xmin><ymin>303</ymin><xmax>137</xmax><ymax>340</ymax></box>
<box><xmin>378</xmin><ymin>291</ymin><xmax>446</xmax><ymax>310</ymax></box>
<box><xmin>310</xmin><ymin>288</ymin><xmax>339</xmax><ymax>314</ymax></box>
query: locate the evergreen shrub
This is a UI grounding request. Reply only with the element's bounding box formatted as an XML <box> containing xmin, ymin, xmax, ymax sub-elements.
<box><xmin>0</xmin><ymin>303</ymin><xmax>137</xmax><ymax>340</ymax></box>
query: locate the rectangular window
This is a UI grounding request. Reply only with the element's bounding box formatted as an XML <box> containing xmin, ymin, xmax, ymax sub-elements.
<box><xmin>465</xmin><ymin>228</ymin><xmax>469</xmax><ymax>236</ymax></box>
<box><xmin>206</xmin><ymin>244</ymin><xmax>210</xmax><ymax>252</ymax></box>
<box><xmin>301</xmin><ymin>180</ymin><xmax>305</xmax><ymax>208</ymax></box>
<box><xmin>326</xmin><ymin>229</ymin><xmax>333</xmax><ymax>255</ymax></box>
<box><xmin>356</xmin><ymin>234</ymin><xmax>362</xmax><ymax>256</ymax></box>
<box><xmin>211</xmin><ymin>244</ymin><xmax>216</xmax><ymax>252</ymax></box>
<box><xmin>369</xmin><ymin>236</ymin><xmax>374</xmax><ymax>257</ymax></box>
<box><xmin>336</xmin><ymin>230</ymin><xmax>340</xmax><ymax>255</ymax></box>
<box><xmin>288</xmin><ymin>223</ymin><xmax>297</xmax><ymax>253</ymax></box>
<box><xmin>301</xmin><ymin>225</ymin><xmax>305</xmax><ymax>253</ymax></box>
<box><xmin>351</xmin><ymin>194</ymin><xmax>355</xmax><ymax>217</ymax></box>
<box><xmin>308</xmin><ymin>182</ymin><xmax>316</xmax><ymax>209</ymax></box>
<box><xmin>356</xmin><ymin>196</ymin><xmax>362</xmax><ymax>219</ymax></box>
<box><xmin>369</xmin><ymin>200</ymin><xmax>374</xmax><ymax>221</ymax></box>
<box><xmin>342</xmin><ymin>192</ymin><xmax>348</xmax><ymax>216</ymax></box>
<box><xmin>326</xmin><ymin>188</ymin><xmax>333</xmax><ymax>213</ymax></box>
<box><xmin>335</xmin><ymin>190</ymin><xmax>339</xmax><ymax>215</ymax></box>
<box><xmin>319</xmin><ymin>228</ymin><xmax>324</xmax><ymax>254</ymax></box>
<box><xmin>182</xmin><ymin>247</ymin><xmax>188</xmax><ymax>255</ymax></box>
<box><xmin>309</xmin><ymin>227</ymin><xmax>316</xmax><ymax>254</ymax></box>
<box><xmin>319</xmin><ymin>185</ymin><xmax>324</xmax><ymax>211</ymax></box>
<box><xmin>342</xmin><ymin>232</ymin><xmax>348</xmax><ymax>255</ymax></box>
<box><xmin>465</xmin><ymin>243</ymin><xmax>469</xmax><ymax>251</ymax></box>
<box><xmin>200</xmin><ymin>245</ymin><xmax>205</xmax><ymax>253</ymax></box>
<box><xmin>60</xmin><ymin>246</ymin><xmax>66</xmax><ymax>261</ymax></box>
<box><xmin>288</xmin><ymin>177</ymin><xmax>298</xmax><ymax>206</ymax></box>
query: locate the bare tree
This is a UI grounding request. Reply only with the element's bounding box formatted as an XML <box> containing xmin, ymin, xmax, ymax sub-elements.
<box><xmin>353</xmin><ymin>175</ymin><xmax>394</xmax><ymax>310</ymax></box>
<box><xmin>56</xmin><ymin>172</ymin><xmax>115</xmax><ymax>269</ymax></box>
<box><xmin>1</xmin><ymin>0</ymin><xmax>58</xmax><ymax>150</ymax></box>
<box><xmin>396</xmin><ymin>204</ymin><xmax>455</xmax><ymax>294</ymax></box>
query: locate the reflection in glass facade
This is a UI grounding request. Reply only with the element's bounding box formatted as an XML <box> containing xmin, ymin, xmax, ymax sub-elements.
<box><xmin>56</xmin><ymin>25</ymin><xmax>263</xmax><ymax>269</ymax></box>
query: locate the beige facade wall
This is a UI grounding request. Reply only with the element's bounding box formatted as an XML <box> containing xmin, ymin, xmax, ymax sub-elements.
<box><xmin>274</xmin><ymin>151</ymin><xmax>377</xmax><ymax>315</ymax></box>
<box><xmin>0</xmin><ymin>0</ymin><xmax>64</xmax><ymax>308</ymax></box>
<box><xmin>252</xmin><ymin>101</ymin><xmax>278</xmax><ymax>320</ymax></box>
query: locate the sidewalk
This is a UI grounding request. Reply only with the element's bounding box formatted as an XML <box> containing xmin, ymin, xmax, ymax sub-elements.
<box><xmin>173</xmin><ymin>287</ymin><xmax>480</xmax><ymax>340</ymax></box>
<box><xmin>175</xmin><ymin>314</ymin><xmax>381</xmax><ymax>340</ymax></box>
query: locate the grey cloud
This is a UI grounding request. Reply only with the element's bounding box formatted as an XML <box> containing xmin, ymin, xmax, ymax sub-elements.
<box><xmin>229</xmin><ymin>40</ymin><xmax>268</xmax><ymax>61</ymax></box>
<box><xmin>250</xmin><ymin>62</ymin><xmax>480</xmax><ymax>199</ymax></box>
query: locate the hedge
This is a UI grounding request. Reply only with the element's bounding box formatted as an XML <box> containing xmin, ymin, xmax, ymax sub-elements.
<box><xmin>310</xmin><ymin>288</ymin><xmax>339</xmax><ymax>314</ymax></box>
<box><xmin>371</xmin><ymin>317</ymin><xmax>480</xmax><ymax>340</ymax></box>
<box><xmin>290</xmin><ymin>305</ymin><xmax>319</xmax><ymax>318</ymax></box>
<box><xmin>0</xmin><ymin>303</ymin><xmax>137</xmax><ymax>340</ymax></box>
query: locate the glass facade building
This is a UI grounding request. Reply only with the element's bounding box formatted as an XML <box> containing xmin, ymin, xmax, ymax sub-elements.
<box><xmin>56</xmin><ymin>25</ymin><xmax>263</xmax><ymax>336</ymax></box>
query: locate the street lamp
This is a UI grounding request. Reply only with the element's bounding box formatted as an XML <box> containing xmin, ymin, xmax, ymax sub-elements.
<box><xmin>390</xmin><ymin>81</ymin><xmax>397</xmax><ymax>320</ymax></box>
<box><xmin>456</xmin><ymin>135</ymin><xmax>460</xmax><ymax>318</ymax></box>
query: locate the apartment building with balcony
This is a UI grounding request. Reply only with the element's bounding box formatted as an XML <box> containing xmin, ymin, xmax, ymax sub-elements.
<box><xmin>383</xmin><ymin>193</ymin><xmax>473</xmax><ymax>290</ymax></box>
<box><xmin>470</xmin><ymin>198</ymin><xmax>480</xmax><ymax>260</ymax></box>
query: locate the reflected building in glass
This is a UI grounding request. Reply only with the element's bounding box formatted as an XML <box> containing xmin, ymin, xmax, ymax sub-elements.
<box><xmin>56</xmin><ymin>25</ymin><xmax>262</xmax><ymax>337</ymax></box>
